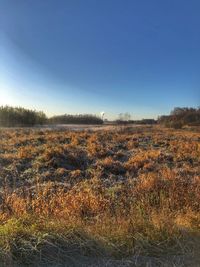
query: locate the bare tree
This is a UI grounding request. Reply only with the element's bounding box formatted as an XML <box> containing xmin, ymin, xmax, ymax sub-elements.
<box><xmin>118</xmin><ymin>112</ymin><xmax>131</xmax><ymax>121</ymax></box>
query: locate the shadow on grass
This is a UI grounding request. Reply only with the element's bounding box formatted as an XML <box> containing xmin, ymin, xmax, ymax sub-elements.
<box><xmin>0</xmin><ymin>217</ymin><xmax>199</xmax><ymax>267</ymax></box>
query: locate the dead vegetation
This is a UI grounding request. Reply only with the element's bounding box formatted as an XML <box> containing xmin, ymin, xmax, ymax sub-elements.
<box><xmin>0</xmin><ymin>126</ymin><xmax>199</xmax><ymax>266</ymax></box>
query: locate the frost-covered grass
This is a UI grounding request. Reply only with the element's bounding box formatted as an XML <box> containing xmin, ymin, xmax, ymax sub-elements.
<box><xmin>0</xmin><ymin>126</ymin><xmax>199</xmax><ymax>266</ymax></box>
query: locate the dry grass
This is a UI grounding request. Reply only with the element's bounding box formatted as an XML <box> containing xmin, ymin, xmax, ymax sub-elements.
<box><xmin>0</xmin><ymin>126</ymin><xmax>199</xmax><ymax>266</ymax></box>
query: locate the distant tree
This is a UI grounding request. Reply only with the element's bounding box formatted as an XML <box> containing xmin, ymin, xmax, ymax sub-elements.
<box><xmin>158</xmin><ymin>107</ymin><xmax>200</xmax><ymax>128</ymax></box>
<box><xmin>48</xmin><ymin>114</ymin><xmax>103</xmax><ymax>125</ymax></box>
<box><xmin>118</xmin><ymin>112</ymin><xmax>131</xmax><ymax>121</ymax></box>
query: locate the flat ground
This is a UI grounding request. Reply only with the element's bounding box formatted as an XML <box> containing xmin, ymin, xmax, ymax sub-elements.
<box><xmin>0</xmin><ymin>125</ymin><xmax>199</xmax><ymax>266</ymax></box>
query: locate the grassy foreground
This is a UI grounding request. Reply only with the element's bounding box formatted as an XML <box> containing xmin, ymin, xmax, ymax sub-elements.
<box><xmin>0</xmin><ymin>126</ymin><xmax>199</xmax><ymax>266</ymax></box>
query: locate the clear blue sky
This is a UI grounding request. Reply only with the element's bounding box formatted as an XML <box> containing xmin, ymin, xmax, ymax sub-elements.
<box><xmin>0</xmin><ymin>0</ymin><xmax>199</xmax><ymax>119</ymax></box>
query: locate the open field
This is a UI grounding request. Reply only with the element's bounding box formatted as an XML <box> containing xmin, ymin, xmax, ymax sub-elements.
<box><xmin>0</xmin><ymin>123</ymin><xmax>143</xmax><ymax>131</ymax></box>
<box><xmin>0</xmin><ymin>126</ymin><xmax>199</xmax><ymax>266</ymax></box>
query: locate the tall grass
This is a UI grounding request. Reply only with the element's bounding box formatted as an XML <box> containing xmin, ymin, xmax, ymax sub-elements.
<box><xmin>0</xmin><ymin>126</ymin><xmax>199</xmax><ymax>266</ymax></box>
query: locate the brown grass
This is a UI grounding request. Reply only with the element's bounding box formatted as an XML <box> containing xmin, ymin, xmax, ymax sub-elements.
<box><xmin>0</xmin><ymin>126</ymin><xmax>199</xmax><ymax>266</ymax></box>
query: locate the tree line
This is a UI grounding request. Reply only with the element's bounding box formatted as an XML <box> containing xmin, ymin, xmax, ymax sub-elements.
<box><xmin>0</xmin><ymin>105</ymin><xmax>199</xmax><ymax>128</ymax></box>
<box><xmin>0</xmin><ymin>106</ymin><xmax>47</xmax><ymax>127</ymax></box>
<box><xmin>0</xmin><ymin>106</ymin><xmax>103</xmax><ymax>127</ymax></box>
<box><xmin>115</xmin><ymin>112</ymin><xmax>157</xmax><ymax>125</ymax></box>
<box><xmin>115</xmin><ymin>108</ymin><xmax>200</xmax><ymax>128</ymax></box>
<box><xmin>158</xmin><ymin>107</ymin><xmax>200</xmax><ymax>128</ymax></box>
<box><xmin>48</xmin><ymin>114</ymin><xmax>103</xmax><ymax>125</ymax></box>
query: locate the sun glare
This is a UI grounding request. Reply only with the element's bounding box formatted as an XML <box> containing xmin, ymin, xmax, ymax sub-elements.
<box><xmin>0</xmin><ymin>88</ymin><xmax>15</xmax><ymax>106</ymax></box>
